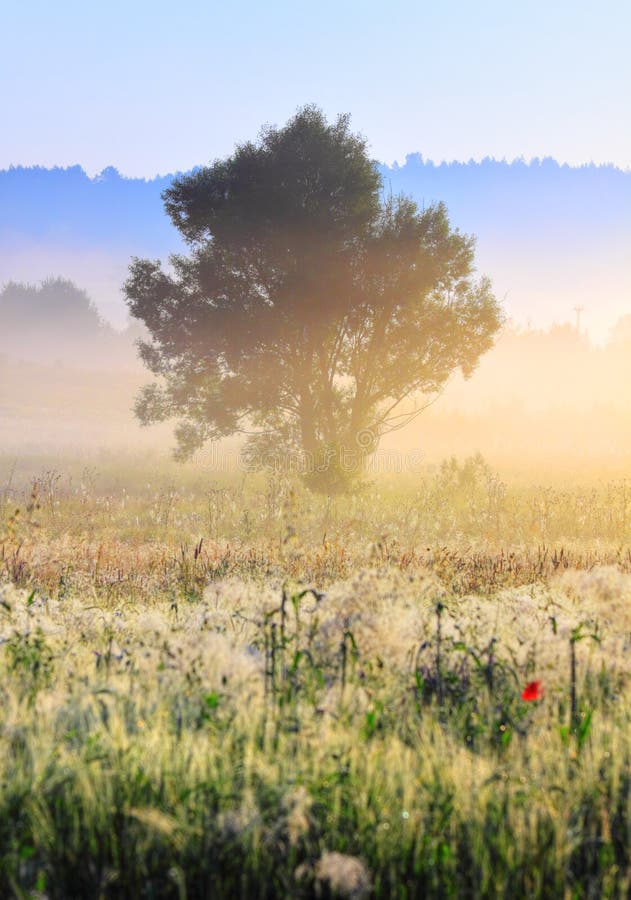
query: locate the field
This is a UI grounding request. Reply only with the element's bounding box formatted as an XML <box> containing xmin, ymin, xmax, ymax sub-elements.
<box><xmin>1</xmin><ymin>452</ymin><xmax>631</xmax><ymax>898</ymax></box>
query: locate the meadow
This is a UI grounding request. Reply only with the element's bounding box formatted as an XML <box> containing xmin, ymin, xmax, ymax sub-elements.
<box><xmin>1</xmin><ymin>451</ymin><xmax>630</xmax><ymax>898</ymax></box>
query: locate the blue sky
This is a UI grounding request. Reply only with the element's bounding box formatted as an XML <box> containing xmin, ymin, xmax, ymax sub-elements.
<box><xmin>2</xmin><ymin>0</ymin><xmax>630</xmax><ymax>176</ymax></box>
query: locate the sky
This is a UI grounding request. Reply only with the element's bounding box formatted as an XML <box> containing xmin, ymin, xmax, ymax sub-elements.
<box><xmin>2</xmin><ymin>0</ymin><xmax>631</xmax><ymax>177</ymax></box>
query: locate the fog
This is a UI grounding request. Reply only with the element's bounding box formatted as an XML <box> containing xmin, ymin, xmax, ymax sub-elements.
<box><xmin>1</xmin><ymin>278</ymin><xmax>629</xmax><ymax>478</ymax></box>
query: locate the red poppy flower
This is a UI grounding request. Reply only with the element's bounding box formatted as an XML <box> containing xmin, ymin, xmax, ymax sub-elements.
<box><xmin>521</xmin><ymin>680</ymin><xmax>544</xmax><ymax>701</ymax></box>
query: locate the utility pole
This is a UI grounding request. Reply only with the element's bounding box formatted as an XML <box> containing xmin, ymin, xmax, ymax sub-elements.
<box><xmin>573</xmin><ymin>305</ymin><xmax>585</xmax><ymax>332</ymax></box>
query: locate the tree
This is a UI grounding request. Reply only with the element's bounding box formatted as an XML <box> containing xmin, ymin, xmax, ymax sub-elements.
<box><xmin>0</xmin><ymin>277</ymin><xmax>103</xmax><ymax>335</ymax></box>
<box><xmin>0</xmin><ymin>277</ymin><xmax>142</xmax><ymax>369</ymax></box>
<box><xmin>125</xmin><ymin>106</ymin><xmax>502</xmax><ymax>492</ymax></box>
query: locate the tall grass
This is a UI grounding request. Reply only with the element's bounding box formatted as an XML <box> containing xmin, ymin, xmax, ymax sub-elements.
<box><xmin>0</xmin><ymin>454</ymin><xmax>630</xmax><ymax>897</ymax></box>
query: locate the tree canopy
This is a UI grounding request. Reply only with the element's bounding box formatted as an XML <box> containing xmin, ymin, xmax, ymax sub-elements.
<box><xmin>125</xmin><ymin>106</ymin><xmax>502</xmax><ymax>492</ymax></box>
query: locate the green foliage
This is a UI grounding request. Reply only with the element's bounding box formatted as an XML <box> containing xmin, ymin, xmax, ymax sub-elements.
<box><xmin>4</xmin><ymin>625</ymin><xmax>55</xmax><ymax>702</ymax></box>
<box><xmin>125</xmin><ymin>106</ymin><xmax>502</xmax><ymax>492</ymax></box>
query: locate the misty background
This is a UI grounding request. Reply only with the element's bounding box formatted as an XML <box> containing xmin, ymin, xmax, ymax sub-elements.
<box><xmin>1</xmin><ymin>159</ymin><xmax>630</xmax><ymax>470</ymax></box>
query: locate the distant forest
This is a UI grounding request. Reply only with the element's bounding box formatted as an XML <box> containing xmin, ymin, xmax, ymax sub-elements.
<box><xmin>0</xmin><ymin>278</ymin><xmax>142</xmax><ymax>368</ymax></box>
<box><xmin>1</xmin><ymin>158</ymin><xmax>630</xmax><ymax>337</ymax></box>
<box><xmin>2</xmin><ymin>157</ymin><xmax>629</xmax><ymax>243</ymax></box>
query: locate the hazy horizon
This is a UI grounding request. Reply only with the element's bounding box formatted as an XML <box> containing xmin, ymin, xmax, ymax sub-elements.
<box><xmin>4</xmin><ymin>153</ymin><xmax>630</xmax><ymax>182</ymax></box>
<box><xmin>3</xmin><ymin>156</ymin><xmax>629</xmax><ymax>342</ymax></box>
<box><xmin>2</xmin><ymin>277</ymin><xmax>630</xmax><ymax>475</ymax></box>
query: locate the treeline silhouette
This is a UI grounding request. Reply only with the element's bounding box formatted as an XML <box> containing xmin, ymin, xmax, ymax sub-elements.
<box><xmin>382</xmin><ymin>155</ymin><xmax>631</xmax><ymax>233</ymax></box>
<box><xmin>1</xmin><ymin>159</ymin><xmax>629</xmax><ymax>337</ymax></box>
<box><xmin>0</xmin><ymin>166</ymin><xmax>176</xmax><ymax>248</ymax></box>
<box><xmin>2</xmin><ymin>159</ymin><xmax>629</xmax><ymax>244</ymax></box>
<box><xmin>0</xmin><ymin>278</ymin><xmax>143</xmax><ymax>369</ymax></box>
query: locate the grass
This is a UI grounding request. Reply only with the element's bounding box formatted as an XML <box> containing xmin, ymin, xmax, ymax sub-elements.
<box><xmin>1</xmin><ymin>452</ymin><xmax>631</xmax><ymax>898</ymax></box>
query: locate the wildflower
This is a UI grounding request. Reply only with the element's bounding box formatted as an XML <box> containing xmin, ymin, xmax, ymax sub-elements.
<box><xmin>521</xmin><ymin>680</ymin><xmax>544</xmax><ymax>701</ymax></box>
<box><xmin>304</xmin><ymin>851</ymin><xmax>371</xmax><ymax>899</ymax></box>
